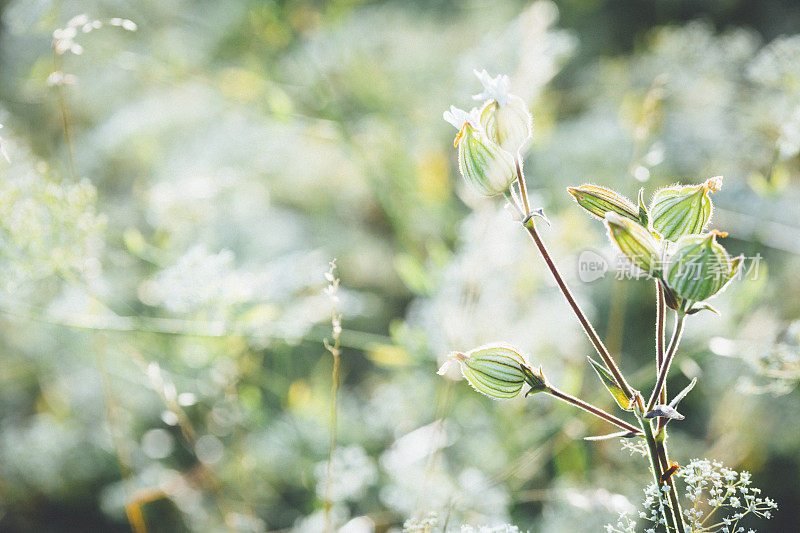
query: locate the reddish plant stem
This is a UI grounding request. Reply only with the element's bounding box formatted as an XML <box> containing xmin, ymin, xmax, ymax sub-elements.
<box><xmin>647</xmin><ymin>312</ymin><xmax>685</xmax><ymax>412</ymax></box>
<box><xmin>514</xmin><ymin>157</ymin><xmax>634</xmax><ymax>403</ymax></box>
<box><xmin>547</xmin><ymin>387</ymin><xmax>641</xmax><ymax>435</ymax></box>
<box><xmin>656</xmin><ymin>281</ymin><xmax>666</xmax><ymax>404</ymax></box>
<box><xmin>522</xmin><ymin>217</ymin><xmax>635</xmax><ymax>401</ymax></box>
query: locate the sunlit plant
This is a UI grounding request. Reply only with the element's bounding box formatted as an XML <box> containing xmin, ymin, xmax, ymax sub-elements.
<box><xmin>438</xmin><ymin>70</ymin><xmax>777</xmax><ymax>532</ymax></box>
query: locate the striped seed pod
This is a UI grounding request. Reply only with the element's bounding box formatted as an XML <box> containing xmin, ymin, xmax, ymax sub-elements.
<box><xmin>567</xmin><ymin>184</ymin><xmax>640</xmax><ymax>222</ymax></box>
<box><xmin>604</xmin><ymin>212</ymin><xmax>664</xmax><ymax>277</ymax></box>
<box><xmin>437</xmin><ymin>344</ymin><xmax>547</xmax><ymax>400</ymax></box>
<box><xmin>650</xmin><ymin>176</ymin><xmax>723</xmax><ymax>241</ymax></box>
<box><xmin>455</xmin><ymin>122</ymin><xmax>518</xmax><ymax>197</ymax></box>
<box><xmin>665</xmin><ymin>230</ymin><xmax>742</xmax><ymax>302</ymax></box>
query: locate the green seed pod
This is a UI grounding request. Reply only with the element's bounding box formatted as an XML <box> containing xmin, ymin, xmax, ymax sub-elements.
<box><xmin>604</xmin><ymin>213</ymin><xmax>663</xmax><ymax>277</ymax></box>
<box><xmin>437</xmin><ymin>344</ymin><xmax>546</xmax><ymax>400</ymax></box>
<box><xmin>650</xmin><ymin>176</ymin><xmax>722</xmax><ymax>241</ymax></box>
<box><xmin>665</xmin><ymin>230</ymin><xmax>741</xmax><ymax>302</ymax></box>
<box><xmin>455</xmin><ymin>123</ymin><xmax>517</xmax><ymax>197</ymax></box>
<box><xmin>444</xmin><ymin>106</ymin><xmax>518</xmax><ymax>197</ymax></box>
<box><xmin>479</xmin><ymin>96</ymin><xmax>532</xmax><ymax>155</ymax></box>
<box><xmin>567</xmin><ymin>184</ymin><xmax>639</xmax><ymax>222</ymax></box>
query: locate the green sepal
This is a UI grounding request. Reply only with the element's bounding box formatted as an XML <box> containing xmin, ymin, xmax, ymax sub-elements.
<box><xmin>522</xmin><ymin>364</ymin><xmax>549</xmax><ymax>395</ymax></box>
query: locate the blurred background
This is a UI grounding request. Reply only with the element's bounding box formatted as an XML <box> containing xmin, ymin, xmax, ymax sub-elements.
<box><xmin>0</xmin><ymin>0</ymin><xmax>799</xmax><ymax>531</ymax></box>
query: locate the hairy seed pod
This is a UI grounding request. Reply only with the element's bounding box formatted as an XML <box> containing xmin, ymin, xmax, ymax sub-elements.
<box><xmin>455</xmin><ymin>123</ymin><xmax>518</xmax><ymax>197</ymax></box>
<box><xmin>665</xmin><ymin>230</ymin><xmax>742</xmax><ymax>302</ymax></box>
<box><xmin>479</xmin><ymin>96</ymin><xmax>533</xmax><ymax>155</ymax></box>
<box><xmin>437</xmin><ymin>344</ymin><xmax>546</xmax><ymax>400</ymax></box>
<box><xmin>650</xmin><ymin>176</ymin><xmax>722</xmax><ymax>241</ymax></box>
<box><xmin>604</xmin><ymin>213</ymin><xmax>663</xmax><ymax>277</ymax></box>
<box><xmin>567</xmin><ymin>184</ymin><xmax>639</xmax><ymax>222</ymax></box>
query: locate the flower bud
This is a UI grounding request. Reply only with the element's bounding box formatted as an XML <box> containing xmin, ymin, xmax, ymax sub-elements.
<box><xmin>437</xmin><ymin>344</ymin><xmax>547</xmax><ymax>400</ymax></box>
<box><xmin>665</xmin><ymin>230</ymin><xmax>741</xmax><ymax>302</ymax></box>
<box><xmin>443</xmin><ymin>106</ymin><xmax>517</xmax><ymax>197</ymax></box>
<box><xmin>604</xmin><ymin>213</ymin><xmax>663</xmax><ymax>277</ymax></box>
<box><xmin>567</xmin><ymin>184</ymin><xmax>639</xmax><ymax>222</ymax></box>
<box><xmin>473</xmin><ymin>70</ymin><xmax>533</xmax><ymax>154</ymax></box>
<box><xmin>650</xmin><ymin>176</ymin><xmax>722</xmax><ymax>241</ymax></box>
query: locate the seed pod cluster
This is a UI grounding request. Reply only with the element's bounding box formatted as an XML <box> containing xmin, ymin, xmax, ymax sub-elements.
<box><xmin>567</xmin><ymin>177</ymin><xmax>741</xmax><ymax>307</ymax></box>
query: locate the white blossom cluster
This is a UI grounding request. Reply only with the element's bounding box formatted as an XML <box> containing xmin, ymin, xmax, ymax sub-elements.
<box><xmin>606</xmin><ymin>459</ymin><xmax>777</xmax><ymax>532</ymax></box>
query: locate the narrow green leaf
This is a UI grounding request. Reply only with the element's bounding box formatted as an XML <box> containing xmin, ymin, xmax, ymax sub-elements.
<box><xmin>584</xmin><ymin>430</ymin><xmax>639</xmax><ymax>441</ymax></box>
<box><xmin>668</xmin><ymin>377</ymin><xmax>697</xmax><ymax>410</ymax></box>
<box><xmin>686</xmin><ymin>303</ymin><xmax>718</xmax><ymax>315</ymax></box>
<box><xmin>637</xmin><ymin>187</ymin><xmax>649</xmax><ymax>227</ymax></box>
<box><xmin>587</xmin><ymin>356</ymin><xmax>633</xmax><ymax>410</ymax></box>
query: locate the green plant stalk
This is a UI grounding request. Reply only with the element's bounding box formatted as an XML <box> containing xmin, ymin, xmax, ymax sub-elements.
<box><xmin>653</xmin><ymin>282</ymin><xmax>686</xmax><ymax>532</ymax></box>
<box><xmin>655</xmin><ymin>435</ymin><xmax>686</xmax><ymax>533</ymax></box>
<box><xmin>324</xmin><ymin>327</ymin><xmax>342</xmax><ymax>533</ymax></box>
<box><xmin>514</xmin><ymin>158</ymin><xmax>635</xmax><ymax>403</ymax></box>
<box><xmin>514</xmin><ymin>157</ymin><xmax>532</xmax><ymax>216</ymax></box>
<box><xmin>639</xmin><ymin>415</ymin><xmax>680</xmax><ymax>532</ymax></box>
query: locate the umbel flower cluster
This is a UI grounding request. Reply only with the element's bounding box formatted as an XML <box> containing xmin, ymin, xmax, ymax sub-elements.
<box><xmin>607</xmin><ymin>459</ymin><xmax>778</xmax><ymax>533</ymax></box>
<box><xmin>438</xmin><ymin>71</ymin><xmax>776</xmax><ymax>532</ymax></box>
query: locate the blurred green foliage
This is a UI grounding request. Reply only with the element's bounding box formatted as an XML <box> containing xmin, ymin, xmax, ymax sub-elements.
<box><xmin>0</xmin><ymin>1</ymin><xmax>798</xmax><ymax>531</ymax></box>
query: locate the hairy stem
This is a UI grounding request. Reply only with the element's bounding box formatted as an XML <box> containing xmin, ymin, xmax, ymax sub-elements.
<box><xmin>639</xmin><ymin>417</ymin><xmax>679</xmax><ymax>532</ymax></box>
<box><xmin>656</xmin><ymin>281</ymin><xmax>666</xmax><ymax>404</ymax></box>
<box><xmin>547</xmin><ymin>387</ymin><xmax>641</xmax><ymax>435</ymax></box>
<box><xmin>655</xmin><ymin>438</ymin><xmax>686</xmax><ymax>533</ymax></box>
<box><xmin>653</xmin><ymin>283</ymin><xmax>686</xmax><ymax>531</ymax></box>
<box><xmin>647</xmin><ymin>312</ymin><xmax>686</xmax><ymax>412</ymax></box>
<box><xmin>521</xmin><ymin>216</ymin><xmax>635</xmax><ymax>400</ymax></box>
<box><xmin>514</xmin><ymin>157</ymin><xmax>532</xmax><ymax>216</ymax></box>
<box><xmin>513</xmin><ymin>158</ymin><xmax>634</xmax><ymax>402</ymax></box>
